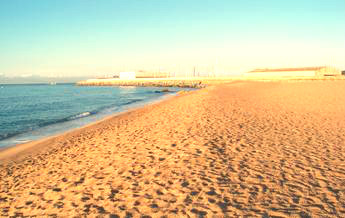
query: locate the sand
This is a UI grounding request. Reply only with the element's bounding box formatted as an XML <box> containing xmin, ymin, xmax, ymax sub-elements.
<box><xmin>1</xmin><ymin>81</ymin><xmax>345</xmax><ymax>217</ymax></box>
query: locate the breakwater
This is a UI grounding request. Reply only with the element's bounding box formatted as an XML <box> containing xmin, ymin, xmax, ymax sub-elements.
<box><xmin>76</xmin><ymin>78</ymin><xmax>238</xmax><ymax>88</ymax></box>
<box><xmin>76</xmin><ymin>76</ymin><xmax>345</xmax><ymax>88</ymax></box>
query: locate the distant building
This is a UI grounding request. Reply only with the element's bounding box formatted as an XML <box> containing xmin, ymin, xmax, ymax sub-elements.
<box><xmin>342</xmin><ymin>70</ymin><xmax>345</xmax><ymax>76</ymax></box>
<box><xmin>244</xmin><ymin>66</ymin><xmax>341</xmax><ymax>77</ymax></box>
<box><xmin>136</xmin><ymin>70</ymin><xmax>169</xmax><ymax>78</ymax></box>
<box><xmin>119</xmin><ymin>72</ymin><xmax>136</xmax><ymax>80</ymax></box>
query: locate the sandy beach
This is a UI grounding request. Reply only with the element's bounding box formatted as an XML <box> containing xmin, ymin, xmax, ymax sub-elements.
<box><xmin>1</xmin><ymin>81</ymin><xmax>345</xmax><ymax>217</ymax></box>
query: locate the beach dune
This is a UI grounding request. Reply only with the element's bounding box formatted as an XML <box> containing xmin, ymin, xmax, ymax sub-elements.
<box><xmin>1</xmin><ymin>81</ymin><xmax>345</xmax><ymax>217</ymax></box>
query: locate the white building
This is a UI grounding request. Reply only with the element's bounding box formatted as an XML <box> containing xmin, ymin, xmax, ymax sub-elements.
<box><xmin>119</xmin><ymin>72</ymin><xmax>136</xmax><ymax>80</ymax></box>
<box><xmin>244</xmin><ymin>66</ymin><xmax>341</xmax><ymax>77</ymax></box>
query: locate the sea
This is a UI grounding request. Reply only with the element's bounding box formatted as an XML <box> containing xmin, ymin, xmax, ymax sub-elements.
<box><xmin>0</xmin><ymin>84</ymin><xmax>187</xmax><ymax>148</ymax></box>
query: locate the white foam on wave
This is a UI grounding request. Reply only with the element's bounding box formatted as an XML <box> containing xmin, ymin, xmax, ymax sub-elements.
<box><xmin>71</xmin><ymin>112</ymin><xmax>91</xmax><ymax>120</ymax></box>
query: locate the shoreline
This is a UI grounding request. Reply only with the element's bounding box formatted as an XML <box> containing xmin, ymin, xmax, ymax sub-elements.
<box><xmin>0</xmin><ymin>78</ymin><xmax>341</xmax><ymax>162</ymax></box>
<box><xmin>0</xmin><ymin>89</ymin><xmax>197</xmax><ymax>163</ymax></box>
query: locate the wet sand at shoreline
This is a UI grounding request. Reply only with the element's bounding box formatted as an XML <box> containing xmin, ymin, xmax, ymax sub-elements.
<box><xmin>1</xmin><ymin>81</ymin><xmax>345</xmax><ymax>217</ymax></box>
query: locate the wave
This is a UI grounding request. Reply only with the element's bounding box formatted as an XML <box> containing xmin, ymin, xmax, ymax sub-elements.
<box><xmin>0</xmin><ymin>132</ymin><xmax>21</xmax><ymax>141</ymax></box>
<box><xmin>0</xmin><ymin>111</ymin><xmax>96</xmax><ymax>142</ymax></box>
<box><xmin>0</xmin><ymin>99</ymin><xmax>145</xmax><ymax>142</ymax></box>
<box><xmin>0</xmin><ymin>111</ymin><xmax>93</xmax><ymax>141</ymax></box>
<box><xmin>68</xmin><ymin>111</ymin><xmax>95</xmax><ymax>120</ymax></box>
<box><xmin>123</xmin><ymin>98</ymin><xmax>143</xmax><ymax>105</ymax></box>
<box><xmin>0</xmin><ymin>85</ymin><xmax>185</xmax><ymax>148</ymax></box>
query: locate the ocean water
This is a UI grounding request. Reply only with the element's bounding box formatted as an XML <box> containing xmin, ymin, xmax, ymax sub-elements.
<box><xmin>0</xmin><ymin>84</ymin><xmax>186</xmax><ymax>148</ymax></box>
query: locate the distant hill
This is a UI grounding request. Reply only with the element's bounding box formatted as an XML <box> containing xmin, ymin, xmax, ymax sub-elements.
<box><xmin>0</xmin><ymin>75</ymin><xmax>92</xmax><ymax>84</ymax></box>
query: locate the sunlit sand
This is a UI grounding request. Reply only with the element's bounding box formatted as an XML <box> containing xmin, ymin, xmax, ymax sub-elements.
<box><xmin>1</xmin><ymin>80</ymin><xmax>345</xmax><ymax>217</ymax></box>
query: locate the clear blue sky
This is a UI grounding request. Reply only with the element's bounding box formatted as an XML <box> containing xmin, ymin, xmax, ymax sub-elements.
<box><xmin>1</xmin><ymin>0</ymin><xmax>344</xmax><ymax>77</ymax></box>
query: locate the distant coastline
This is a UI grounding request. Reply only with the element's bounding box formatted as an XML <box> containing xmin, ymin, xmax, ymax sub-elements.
<box><xmin>76</xmin><ymin>75</ymin><xmax>345</xmax><ymax>88</ymax></box>
<box><xmin>77</xmin><ymin>76</ymin><xmax>246</xmax><ymax>88</ymax></box>
<box><xmin>0</xmin><ymin>75</ymin><xmax>91</xmax><ymax>84</ymax></box>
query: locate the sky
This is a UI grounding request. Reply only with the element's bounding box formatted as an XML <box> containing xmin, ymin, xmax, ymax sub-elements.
<box><xmin>0</xmin><ymin>0</ymin><xmax>345</xmax><ymax>77</ymax></box>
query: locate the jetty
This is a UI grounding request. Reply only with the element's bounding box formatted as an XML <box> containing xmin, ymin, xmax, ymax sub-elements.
<box><xmin>76</xmin><ymin>77</ymin><xmax>241</xmax><ymax>88</ymax></box>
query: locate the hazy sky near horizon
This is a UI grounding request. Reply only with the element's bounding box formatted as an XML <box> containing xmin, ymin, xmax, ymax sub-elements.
<box><xmin>1</xmin><ymin>0</ymin><xmax>345</xmax><ymax>77</ymax></box>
